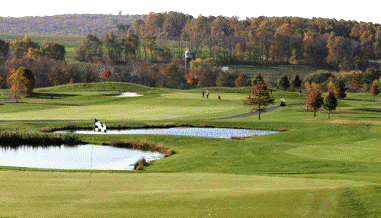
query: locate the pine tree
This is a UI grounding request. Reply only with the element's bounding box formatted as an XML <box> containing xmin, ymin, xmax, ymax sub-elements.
<box><xmin>323</xmin><ymin>91</ymin><xmax>338</xmax><ymax>118</ymax></box>
<box><xmin>291</xmin><ymin>74</ymin><xmax>302</xmax><ymax>89</ymax></box>
<box><xmin>278</xmin><ymin>75</ymin><xmax>290</xmax><ymax>91</ymax></box>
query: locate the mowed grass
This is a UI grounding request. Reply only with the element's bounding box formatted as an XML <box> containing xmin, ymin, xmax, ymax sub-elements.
<box><xmin>0</xmin><ymin>171</ymin><xmax>378</xmax><ymax>217</ymax></box>
<box><xmin>1</xmin><ymin>82</ymin><xmax>381</xmax><ymax>217</ymax></box>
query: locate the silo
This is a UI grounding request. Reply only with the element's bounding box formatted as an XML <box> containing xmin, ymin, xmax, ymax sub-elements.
<box><xmin>185</xmin><ymin>50</ymin><xmax>196</xmax><ymax>65</ymax></box>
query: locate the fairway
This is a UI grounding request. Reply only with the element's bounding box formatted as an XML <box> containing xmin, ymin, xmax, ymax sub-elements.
<box><xmin>0</xmin><ymin>171</ymin><xmax>375</xmax><ymax>217</ymax></box>
<box><xmin>0</xmin><ymin>92</ymin><xmax>249</xmax><ymax>121</ymax></box>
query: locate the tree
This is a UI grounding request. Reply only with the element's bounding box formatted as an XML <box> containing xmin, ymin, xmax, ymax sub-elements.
<box><xmin>351</xmin><ymin>73</ymin><xmax>363</xmax><ymax>92</ymax></box>
<box><xmin>307</xmin><ymin>89</ymin><xmax>324</xmax><ymax>117</ymax></box>
<box><xmin>278</xmin><ymin>75</ymin><xmax>290</xmax><ymax>91</ymax></box>
<box><xmin>144</xmin><ymin>35</ymin><xmax>156</xmax><ymax>60</ymax></box>
<box><xmin>252</xmin><ymin>74</ymin><xmax>264</xmax><ymax>86</ymax></box>
<box><xmin>245</xmin><ymin>79</ymin><xmax>274</xmax><ymax>120</ymax></box>
<box><xmin>328</xmin><ymin>77</ymin><xmax>347</xmax><ymax>99</ymax></box>
<box><xmin>370</xmin><ymin>80</ymin><xmax>380</xmax><ymax>101</ymax></box>
<box><xmin>363</xmin><ymin>68</ymin><xmax>381</xmax><ymax>85</ymax></box>
<box><xmin>0</xmin><ymin>39</ymin><xmax>10</xmax><ymax>61</ymax></box>
<box><xmin>123</xmin><ymin>31</ymin><xmax>139</xmax><ymax>57</ymax></box>
<box><xmin>48</xmin><ymin>65</ymin><xmax>73</xmax><ymax>86</ymax></box>
<box><xmin>10</xmin><ymin>36</ymin><xmax>40</xmax><ymax>59</ymax></box>
<box><xmin>75</xmin><ymin>34</ymin><xmax>103</xmax><ymax>63</ymax></box>
<box><xmin>291</xmin><ymin>74</ymin><xmax>302</xmax><ymax>89</ymax></box>
<box><xmin>7</xmin><ymin>67</ymin><xmax>35</xmax><ymax>101</ymax></box>
<box><xmin>235</xmin><ymin>73</ymin><xmax>250</xmax><ymax>87</ymax></box>
<box><xmin>103</xmin><ymin>31</ymin><xmax>122</xmax><ymax>63</ymax></box>
<box><xmin>41</xmin><ymin>42</ymin><xmax>66</xmax><ymax>60</ymax></box>
<box><xmin>159</xmin><ymin>62</ymin><xmax>183</xmax><ymax>88</ymax></box>
<box><xmin>323</xmin><ymin>91</ymin><xmax>338</xmax><ymax>118</ymax></box>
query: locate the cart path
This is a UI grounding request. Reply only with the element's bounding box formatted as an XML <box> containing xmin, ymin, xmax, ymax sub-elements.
<box><xmin>0</xmin><ymin>120</ymin><xmax>88</xmax><ymax>123</ymax></box>
<box><xmin>209</xmin><ymin>103</ymin><xmax>305</xmax><ymax>120</ymax></box>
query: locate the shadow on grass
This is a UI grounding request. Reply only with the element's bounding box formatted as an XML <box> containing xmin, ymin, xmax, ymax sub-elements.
<box><xmin>343</xmin><ymin>98</ymin><xmax>378</xmax><ymax>102</ymax></box>
<box><xmin>32</xmin><ymin>92</ymin><xmax>78</xmax><ymax>99</ymax></box>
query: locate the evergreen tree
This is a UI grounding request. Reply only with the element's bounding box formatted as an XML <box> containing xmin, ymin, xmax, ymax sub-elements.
<box><xmin>291</xmin><ymin>74</ymin><xmax>302</xmax><ymax>89</ymax></box>
<box><xmin>252</xmin><ymin>74</ymin><xmax>264</xmax><ymax>86</ymax></box>
<box><xmin>278</xmin><ymin>75</ymin><xmax>290</xmax><ymax>91</ymax></box>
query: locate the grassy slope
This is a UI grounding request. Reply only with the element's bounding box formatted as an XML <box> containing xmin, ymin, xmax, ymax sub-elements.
<box><xmin>1</xmin><ymin>82</ymin><xmax>381</xmax><ymax>217</ymax></box>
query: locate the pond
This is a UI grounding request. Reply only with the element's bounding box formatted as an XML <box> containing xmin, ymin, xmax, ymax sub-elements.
<box><xmin>56</xmin><ymin>127</ymin><xmax>278</xmax><ymax>138</ymax></box>
<box><xmin>0</xmin><ymin>144</ymin><xmax>163</xmax><ymax>170</ymax></box>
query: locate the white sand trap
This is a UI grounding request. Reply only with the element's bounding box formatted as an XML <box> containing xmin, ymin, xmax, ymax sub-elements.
<box><xmin>113</xmin><ymin>92</ymin><xmax>143</xmax><ymax>97</ymax></box>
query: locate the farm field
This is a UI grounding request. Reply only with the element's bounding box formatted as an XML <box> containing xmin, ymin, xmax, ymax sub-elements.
<box><xmin>1</xmin><ymin>82</ymin><xmax>381</xmax><ymax>217</ymax></box>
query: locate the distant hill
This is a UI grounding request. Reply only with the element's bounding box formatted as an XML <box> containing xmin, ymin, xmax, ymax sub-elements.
<box><xmin>0</xmin><ymin>14</ymin><xmax>145</xmax><ymax>37</ymax></box>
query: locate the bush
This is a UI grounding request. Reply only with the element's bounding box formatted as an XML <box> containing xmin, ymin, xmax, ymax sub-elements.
<box><xmin>304</xmin><ymin>70</ymin><xmax>335</xmax><ymax>84</ymax></box>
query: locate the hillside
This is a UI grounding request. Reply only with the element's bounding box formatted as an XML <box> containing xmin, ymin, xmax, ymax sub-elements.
<box><xmin>0</xmin><ymin>14</ymin><xmax>145</xmax><ymax>37</ymax></box>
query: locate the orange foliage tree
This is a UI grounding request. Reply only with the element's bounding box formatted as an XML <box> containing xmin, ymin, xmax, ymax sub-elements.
<box><xmin>245</xmin><ymin>79</ymin><xmax>274</xmax><ymax>120</ymax></box>
<box><xmin>7</xmin><ymin>67</ymin><xmax>35</xmax><ymax>101</ymax></box>
<box><xmin>370</xmin><ymin>80</ymin><xmax>380</xmax><ymax>101</ymax></box>
<box><xmin>307</xmin><ymin>88</ymin><xmax>324</xmax><ymax>117</ymax></box>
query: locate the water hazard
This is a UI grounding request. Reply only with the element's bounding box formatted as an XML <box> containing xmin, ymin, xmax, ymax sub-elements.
<box><xmin>56</xmin><ymin>127</ymin><xmax>278</xmax><ymax>138</ymax></box>
<box><xmin>0</xmin><ymin>144</ymin><xmax>163</xmax><ymax>170</ymax></box>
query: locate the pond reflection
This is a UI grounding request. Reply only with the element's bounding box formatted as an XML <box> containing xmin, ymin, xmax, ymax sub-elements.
<box><xmin>0</xmin><ymin>144</ymin><xmax>163</xmax><ymax>170</ymax></box>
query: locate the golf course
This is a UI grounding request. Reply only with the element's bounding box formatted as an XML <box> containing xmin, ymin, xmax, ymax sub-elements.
<box><xmin>1</xmin><ymin>81</ymin><xmax>381</xmax><ymax>217</ymax></box>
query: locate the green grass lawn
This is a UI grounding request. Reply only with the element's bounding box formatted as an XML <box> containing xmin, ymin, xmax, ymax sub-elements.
<box><xmin>1</xmin><ymin>81</ymin><xmax>381</xmax><ymax>217</ymax></box>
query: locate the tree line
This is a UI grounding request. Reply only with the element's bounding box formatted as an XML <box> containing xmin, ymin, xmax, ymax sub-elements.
<box><xmin>120</xmin><ymin>12</ymin><xmax>381</xmax><ymax>71</ymax></box>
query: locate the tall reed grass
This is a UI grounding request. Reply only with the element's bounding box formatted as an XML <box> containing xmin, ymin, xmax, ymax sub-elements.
<box><xmin>111</xmin><ymin>139</ymin><xmax>175</xmax><ymax>157</ymax></box>
<box><xmin>0</xmin><ymin>130</ymin><xmax>82</xmax><ymax>146</ymax></box>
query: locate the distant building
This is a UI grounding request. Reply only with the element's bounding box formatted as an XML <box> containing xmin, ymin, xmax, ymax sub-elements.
<box><xmin>185</xmin><ymin>50</ymin><xmax>196</xmax><ymax>65</ymax></box>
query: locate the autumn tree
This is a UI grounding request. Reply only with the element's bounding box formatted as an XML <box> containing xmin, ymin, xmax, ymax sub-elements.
<box><xmin>351</xmin><ymin>73</ymin><xmax>363</xmax><ymax>92</ymax></box>
<box><xmin>10</xmin><ymin>36</ymin><xmax>40</xmax><ymax>59</ymax></box>
<box><xmin>304</xmin><ymin>82</ymin><xmax>322</xmax><ymax>111</ymax></box>
<box><xmin>0</xmin><ymin>39</ymin><xmax>10</xmax><ymax>61</ymax></box>
<box><xmin>123</xmin><ymin>31</ymin><xmax>140</xmax><ymax>57</ymax></box>
<box><xmin>159</xmin><ymin>62</ymin><xmax>183</xmax><ymax>88</ymax></box>
<box><xmin>48</xmin><ymin>65</ymin><xmax>73</xmax><ymax>86</ymax></box>
<box><xmin>75</xmin><ymin>34</ymin><xmax>103</xmax><ymax>63</ymax></box>
<box><xmin>245</xmin><ymin>78</ymin><xmax>274</xmax><ymax>120</ymax></box>
<box><xmin>307</xmin><ymin>88</ymin><xmax>324</xmax><ymax>117</ymax></box>
<box><xmin>278</xmin><ymin>75</ymin><xmax>290</xmax><ymax>91</ymax></box>
<box><xmin>103</xmin><ymin>31</ymin><xmax>122</xmax><ymax>63</ymax></box>
<box><xmin>235</xmin><ymin>73</ymin><xmax>250</xmax><ymax>87</ymax></box>
<box><xmin>41</xmin><ymin>42</ymin><xmax>66</xmax><ymax>60</ymax></box>
<box><xmin>216</xmin><ymin>71</ymin><xmax>239</xmax><ymax>87</ymax></box>
<box><xmin>328</xmin><ymin>77</ymin><xmax>347</xmax><ymax>99</ymax></box>
<box><xmin>323</xmin><ymin>91</ymin><xmax>338</xmax><ymax>118</ymax></box>
<box><xmin>362</xmin><ymin>68</ymin><xmax>381</xmax><ymax>85</ymax></box>
<box><xmin>370</xmin><ymin>80</ymin><xmax>380</xmax><ymax>101</ymax></box>
<box><xmin>7</xmin><ymin>67</ymin><xmax>35</xmax><ymax>101</ymax></box>
<box><xmin>144</xmin><ymin>35</ymin><xmax>156</xmax><ymax>59</ymax></box>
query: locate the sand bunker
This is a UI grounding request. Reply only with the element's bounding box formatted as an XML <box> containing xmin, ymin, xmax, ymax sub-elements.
<box><xmin>326</xmin><ymin>119</ymin><xmax>381</xmax><ymax>125</ymax></box>
<box><xmin>113</xmin><ymin>92</ymin><xmax>143</xmax><ymax>97</ymax></box>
